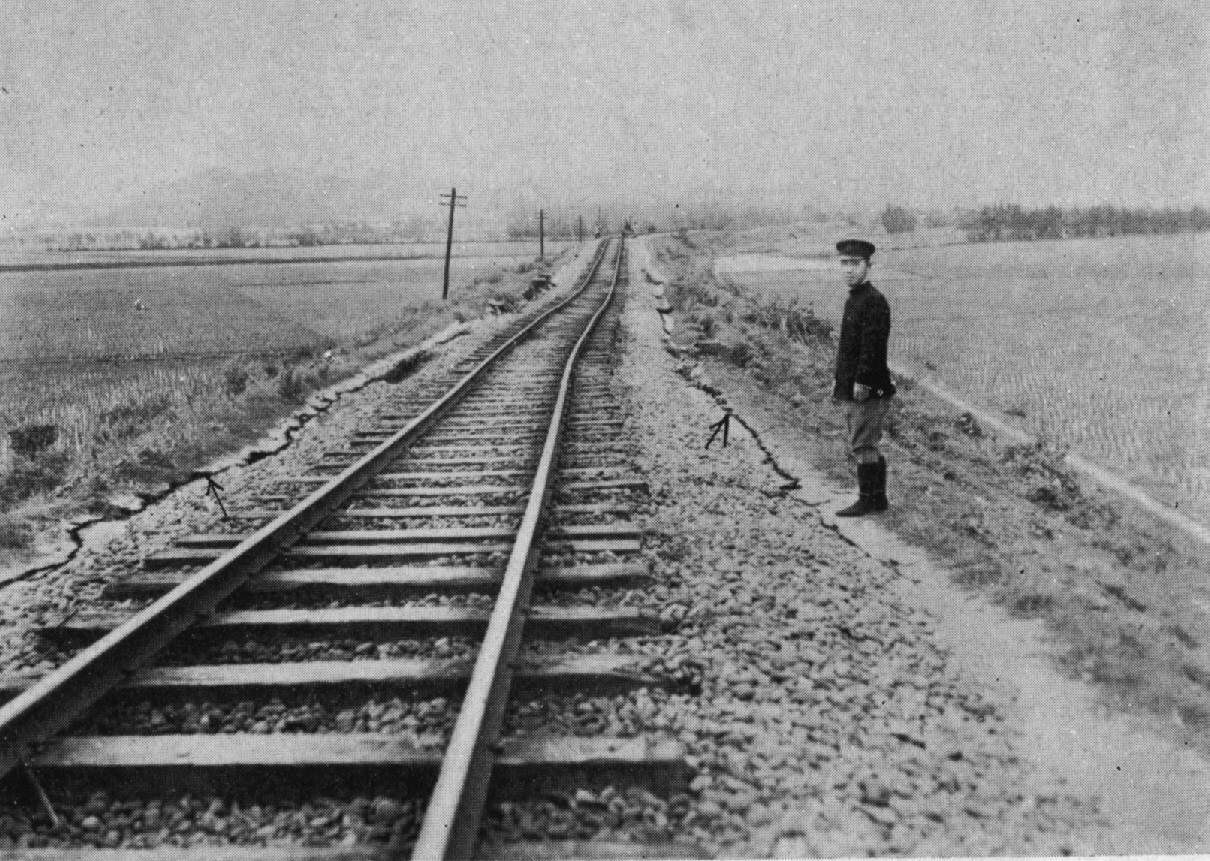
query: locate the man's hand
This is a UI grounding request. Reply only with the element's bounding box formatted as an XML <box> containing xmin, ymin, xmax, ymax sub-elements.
<box><xmin>853</xmin><ymin>383</ymin><xmax>872</xmax><ymax>403</ymax></box>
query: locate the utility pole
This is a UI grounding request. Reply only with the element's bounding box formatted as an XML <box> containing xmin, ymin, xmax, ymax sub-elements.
<box><xmin>438</xmin><ymin>187</ymin><xmax>467</xmax><ymax>300</ymax></box>
<box><xmin>538</xmin><ymin>209</ymin><xmax>545</xmax><ymax>262</ymax></box>
<box><xmin>577</xmin><ymin>214</ymin><xmax>584</xmax><ymax>243</ymax></box>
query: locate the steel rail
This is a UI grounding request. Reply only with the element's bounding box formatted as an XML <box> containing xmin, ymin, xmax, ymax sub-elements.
<box><xmin>409</xmin><ymin>239</ymin><xmax>626</xmax><ymax>860</ymax></box>
<box><xmin>0</xmin><ymin>239</ymin><xmax>614</xmax><ymax>781</ymax></box>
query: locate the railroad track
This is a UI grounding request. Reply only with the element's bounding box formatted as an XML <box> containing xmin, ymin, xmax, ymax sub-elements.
<box><xmin>0</xmin><ymin>238</ymin><xmax>696</xmax><ymax>858</ymax></box>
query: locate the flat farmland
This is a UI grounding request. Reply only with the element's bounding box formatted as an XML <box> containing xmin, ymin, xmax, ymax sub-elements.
<box><xmin>0</xmin><ymin>242</ymin><xmax>571</xmax><ymax>492</ymax></box>
<box><xmin>0</xmin><ymin>242</ymin><xmax>572</xmax><ymax>361</ymax></box>
<box><xmin>0</xmin><ymin>239</ymin><xmax>570</xmax><ymax>270</ymax></box>
<box><xmin>717</xmin><ymin>232</ymin><xmax>1210</xmax><ymax>526</ymax></box>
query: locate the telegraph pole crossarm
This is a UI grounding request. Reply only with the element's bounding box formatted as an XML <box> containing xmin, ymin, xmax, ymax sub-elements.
<box><xmin>437</xmin><ymin>188</ymin><xmax>468</xmax><ymax>301</ymax></box>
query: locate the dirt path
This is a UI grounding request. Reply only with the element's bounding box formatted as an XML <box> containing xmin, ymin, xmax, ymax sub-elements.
<box><xmin>631</xmin><ymin>236</ymin><xmax>1210</xmax><ymax>855</ymax></box>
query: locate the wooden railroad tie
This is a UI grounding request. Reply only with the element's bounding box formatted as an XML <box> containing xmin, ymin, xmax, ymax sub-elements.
<box><xmin>104</xmin><ymin>561</ymin><xmax>651</xmax><ymax>600</ymax></box>
<box><xmin>0</xmin><ymin>841</ymin><xmax>705</xmax><ymax>860</ymax></box>
<box><xmin>173</xmin><ymin>523</ymin><xmax>639</xmax><ymax>548</ymax></box>
<box><xmin>224</xmin><ymin>501</ymin><xmax>634</xmax><ymax>520</ymax></box>
<box><xmin>24</xmin><ymin>734</ymin><xmax>689</xmax><ymax>797</ymax></box>
<box><xmin>144</xmin><ymin>536</ymin><xmax>640</xmax><ymax>568</ymax></box>
<box><xmin>0</xmin><ymin>654</ymin><xmax>668</xmax><ymax>705</ymax></box>
<box><xmin>39</xmin><ymin>605</ymin><xmax>661</xmax><ymax>644</ymax></box>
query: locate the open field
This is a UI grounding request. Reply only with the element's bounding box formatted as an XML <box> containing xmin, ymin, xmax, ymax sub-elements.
<box><xmin>0</xmin><ymin>239</ymin><xmax>573</xmax><ymax>269</ymax></box>
<box><xmin>0</xmin><ymin>244</ymin><xmax>573</xmax><ymax>362</ymax></box>
<box><xmin>717</xmin><ymin>231</ymin><xmax>1210</xmax><ymax>526</ymax></box>
<box><xmin>0</xmin><ymin>243</ymin><xmax>572</xmax><ymax>458</ymax></box>
<box><xmin>0</xmin><ymin>243</ymin><xmax>581</xmax><ymax>552</ymax></box>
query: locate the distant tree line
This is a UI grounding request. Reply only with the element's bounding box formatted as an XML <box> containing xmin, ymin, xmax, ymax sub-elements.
<box><xmin>47</xmin><ymin>219</ymin><xmax>434</xmax><ymax>252</ymax></box>
<box><xmin>964</xmin><ymin>204</ymin><xmax>1210</xmax><ymax>243</ymax></box>
<box><xmin>506</xmin><ymin>214</ymin><xmax>579</xmax><ymax>241</ymax></box>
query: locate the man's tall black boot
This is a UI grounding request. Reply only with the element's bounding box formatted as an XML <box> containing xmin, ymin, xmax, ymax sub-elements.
<box><xmin>836</xmin><ymin>461</ymin><xmax>879</xmax><ymax>517</ymax></box>
<box><xmin>873</xmin><ymin>455</ymin><xmax>889</xmax><ymax>512</ymax></box>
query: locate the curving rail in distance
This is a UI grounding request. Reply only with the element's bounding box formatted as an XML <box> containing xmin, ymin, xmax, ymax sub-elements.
<box><xmin>409</xmin><ymin>240</ymin><xmax>625</xmax><ymax>860</ymax></box>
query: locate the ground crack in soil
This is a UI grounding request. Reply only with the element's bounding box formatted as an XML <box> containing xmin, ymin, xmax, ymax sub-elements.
<box><xmin>675</xmin><ymin>359</ymin><xmax>826</xmax><ymax>498</ymax></box>
<box><xmin>0</xmin><ymin>334</ymin><xmax>458</xmax><ymax>593</ymax></box>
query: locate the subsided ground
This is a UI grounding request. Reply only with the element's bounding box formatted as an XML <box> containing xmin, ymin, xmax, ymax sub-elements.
<box><xmin>0</xmin><ymin>236</ymin><xmax>1186</xmax><ymax>856</ymax></box>
<box><xmin>1</xmin><ymin>234</ymin><xmax>1207</xmax><ymax>854</ymax></box>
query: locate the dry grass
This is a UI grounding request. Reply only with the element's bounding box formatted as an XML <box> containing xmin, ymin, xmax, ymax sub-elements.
<box><xmin>0</xmin><ymin>513</ymin><xmax>34</xmax><ymax>549</ymax></box>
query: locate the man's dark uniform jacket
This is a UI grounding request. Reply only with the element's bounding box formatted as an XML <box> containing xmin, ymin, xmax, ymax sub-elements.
<box><xmin>833</xmin><ymin>281</ymin><xmax>896</xmax><ymax>401</ymax></box>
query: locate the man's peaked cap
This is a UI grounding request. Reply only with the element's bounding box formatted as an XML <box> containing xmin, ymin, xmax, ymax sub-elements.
<box><xmin>836</xmin><ymin>238</ymin><xmax>876</xmax><ymax>259</ymax></box>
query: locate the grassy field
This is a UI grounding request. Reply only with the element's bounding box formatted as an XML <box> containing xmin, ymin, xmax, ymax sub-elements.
<box><xmin>0</xmin><ymin>242</ymin><xmax>577</xmax><ymax>549</ymax></box>
<box><xmin>0</xmin><ymin>239</ymin><xmax>573</xmax><ymax>269</ymax></box>
<box><xmin>0</xmin><ymin>245</ymin><xmax>572</xmax><ymax>361</ymax></box>
<box><xmin>717</xmin><ymin>231</ymin><xmax>1210</xmax><ymax>526</ymax></box>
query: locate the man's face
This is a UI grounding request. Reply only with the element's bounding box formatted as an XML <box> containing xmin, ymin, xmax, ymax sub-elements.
<box><xmin>840</xmin><ymin>255</ymin><xmax>870</xmax><ymax>287</ymax></box>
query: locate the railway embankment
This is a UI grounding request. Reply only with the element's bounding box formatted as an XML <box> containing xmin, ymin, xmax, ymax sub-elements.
<box><xmin>0</xmin><ymin>239</ymin><xmax>652</xmax><ymax>854</ymax></box>
<box><xmin>630</xmin><ymin>232</ymin><xmax>1210</xmax><ymax>854</ymax></box>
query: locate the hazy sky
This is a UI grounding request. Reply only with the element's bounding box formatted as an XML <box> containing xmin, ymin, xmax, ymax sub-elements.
<box><xmin>2</xmin><ymin>0</ymin><xmax>1207</xmax><ymax>224</ymax></box>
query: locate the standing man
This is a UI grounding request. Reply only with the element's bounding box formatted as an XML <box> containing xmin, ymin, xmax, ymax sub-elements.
<box><xmin>832</xmin><ymin>238</ymin><xmax>895</xmax><ymax>516</ymax></box>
